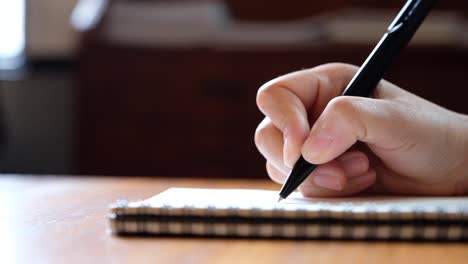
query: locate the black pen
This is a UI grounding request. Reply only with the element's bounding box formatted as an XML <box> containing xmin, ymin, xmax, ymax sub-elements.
<box><xmin>278</xmin><ymin>0</ymin><xmax>437</xmax><ymax>201</ymax></box>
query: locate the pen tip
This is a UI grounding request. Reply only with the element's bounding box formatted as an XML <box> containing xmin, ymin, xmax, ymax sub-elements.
<box><xmin>277</xmin><ymin>196</ymin><xmax>284</xmax><ymax>203</ymax></box>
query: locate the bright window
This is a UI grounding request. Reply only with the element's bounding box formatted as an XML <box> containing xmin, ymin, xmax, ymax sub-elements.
<box><xmin>0</xmin><ymin>0</ymin><xmax>25</xmax><ymax>69</ymax></box>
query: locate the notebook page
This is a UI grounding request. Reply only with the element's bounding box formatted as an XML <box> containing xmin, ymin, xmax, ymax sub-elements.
<box><xmin>126</xmin><ymin>188</ymin><xmax>468</xmax><ymax>215</ymax></box>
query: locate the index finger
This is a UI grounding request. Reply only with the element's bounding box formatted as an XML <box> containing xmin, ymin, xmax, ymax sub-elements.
<box><xmin>256</xmin><ymin>63</ymin><xmax>359</xmax><ymax>166</ymax></box>
<box><xmin>257</xmin><ymin>63</ymin><xmax>359</xmax><ymax>121</ymax></box>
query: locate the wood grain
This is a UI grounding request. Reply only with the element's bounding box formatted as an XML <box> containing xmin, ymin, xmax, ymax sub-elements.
<box><xmin>1</xmin><ymin>175</ymin><xmax>467</xmax><ymax>264</ymax></box>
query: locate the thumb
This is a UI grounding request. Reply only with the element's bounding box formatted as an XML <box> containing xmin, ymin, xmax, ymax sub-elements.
<box><xmin>301</xmin><ymin>95</ymin><xmax>412</xmax><ymax>164</ymax></box>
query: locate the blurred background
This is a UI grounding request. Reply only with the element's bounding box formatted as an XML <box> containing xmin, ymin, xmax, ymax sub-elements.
<box><xmin>0</xmin><ymin>0</ymin><xmax>466</xmax><ymax>178</ymax></box>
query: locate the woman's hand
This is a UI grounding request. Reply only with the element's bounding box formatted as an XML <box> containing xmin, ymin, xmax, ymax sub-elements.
<box><xmin>255</xmin><ymin>63</ymin><xmax>468</xmax><ymax>196</ymax></box>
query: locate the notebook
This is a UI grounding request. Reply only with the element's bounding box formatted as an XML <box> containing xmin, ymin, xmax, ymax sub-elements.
<box><xmin>109</xmin><ymin>188</ymin><xmax>468</xmax><ymax>241</ymax></box>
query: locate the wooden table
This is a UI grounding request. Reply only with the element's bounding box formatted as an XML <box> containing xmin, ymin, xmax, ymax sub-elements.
<box><xmin>1</xmin><ymin>175</ymin><xmax>467</xmax><ymax>263</ymax></box>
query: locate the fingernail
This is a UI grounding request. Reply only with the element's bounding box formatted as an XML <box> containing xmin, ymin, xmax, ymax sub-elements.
<box><xmin>351</xmin><ymin>170</ymin><xmax>377</xmax><ymax>186</ymax></box>
<box><xmin>283</xmin><ymin>136</ymin><xmax>294</xmax><ymax>168</ymax></box>
<box><xmin>340</xmin><ymin>154</ymin><xmax>367</xmax><ymax>178</ymax></box>
<box><xmin>313</xmin><ymin>172</ymin><xmax>344</xmax><ymax>191</ymax></box>
<box><xmin>283</xmin><ymin>127</ymin><xmax>302</xmax><ymax>168</ymax></box>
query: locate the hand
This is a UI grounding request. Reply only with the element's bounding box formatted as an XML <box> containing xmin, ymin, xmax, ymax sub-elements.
<box><xmin>255</xmin><ymin>63</ymin><xmax>468</xmax><ymax>197</ymax></box>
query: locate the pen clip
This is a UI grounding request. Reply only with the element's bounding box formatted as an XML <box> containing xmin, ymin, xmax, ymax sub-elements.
<box><xmin>387</xmin><ymin>22</ymin><xmax>403</xmax><ymax>34</ymax></box>
<box><xmin>387</xmin><ymin>0</ymin><xmax>422</xmax><ymax>33</ymax></box>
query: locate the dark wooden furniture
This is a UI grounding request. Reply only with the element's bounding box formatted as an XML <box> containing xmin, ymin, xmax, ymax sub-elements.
<box><xmin>75</xmin><ymin>1</ymin><xmax>468</xmax><ymax>178</ymax></box>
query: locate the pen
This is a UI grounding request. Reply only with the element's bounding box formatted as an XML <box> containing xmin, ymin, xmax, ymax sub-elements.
<box><xmin>278</xmin><ymin>0</ymin><xmax>437</xmax><ymax>201</ymax></box>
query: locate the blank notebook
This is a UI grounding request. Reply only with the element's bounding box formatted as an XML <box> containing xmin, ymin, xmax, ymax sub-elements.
<box><xmin>109</xmin><ymin>188</ymin><xmax>468</xmax><ymax>241</ymax></box>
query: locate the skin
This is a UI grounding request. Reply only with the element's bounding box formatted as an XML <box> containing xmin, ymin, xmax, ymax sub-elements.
<box><xmin>254</xmin><ymin>63</ymin><xmax>468</xmax><ymax>197</ymax></box>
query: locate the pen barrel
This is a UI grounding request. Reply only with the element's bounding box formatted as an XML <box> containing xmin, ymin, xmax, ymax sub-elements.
<box><xmin>342</xmin><ymin>0</ymin><xmax>437</xmax><ymax>97</ymax></box>
<box><xmin>278</xmin><ymin>0</ymin><xmax>437</xmax><ymax>201</ymax></box>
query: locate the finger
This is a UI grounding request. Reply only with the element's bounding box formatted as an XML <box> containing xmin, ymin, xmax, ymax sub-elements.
<box><xmin>256</xmin><ymin>63</ymin><xmax>359</xmax><ymax>167</ymax></box>
<box><xmin>301</xmin><ymin>160</ymin><xmax>348</xmax><ymax>191</ymax></box>
<box><xmin>270</xmin><ymin>150</ymin><xmax>370</xmax><ymax>191</ymax></box>
<box><xmin>257</xmin><ymin>63</ymin><xmax>360</xmax><ymax>118</ymax></box>
<box><xmin>266</xmin><ymin>162</ymin><xmax>287</xmax><ymax>184</ymax></box>
<box><xmin>336</xmin><ymin>150</ymin><xmax>370</xmax><ymax>179</ymax></box>
<box><xmin>257</xmin><ymin>84</ymin><xmax>309</xmax><ymax>168</ymax></box>
<box><xmin>299</xmin><ymin>169</ymin><xmax>377</xmax><ymax>197</ymax></box>
<box><xmin>301</xmin><ymin>95</ymin><xmax>415</xmax><ymax>164</ymax></box>
<box><xmin>255</xmin><ymin>118</ymin><xmax>290</xmax><ymax>175</ymax></box>
<box><xmin>298</xmin><ymin>151</ymin><xmax>369</xmax><ymax>191</ymax></box>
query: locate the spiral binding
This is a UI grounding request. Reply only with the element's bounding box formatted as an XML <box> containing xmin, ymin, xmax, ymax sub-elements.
<box><xmin>109</xmin><ymin>200</ymin><xmax>468</xmax><ymax>241</ymax></box>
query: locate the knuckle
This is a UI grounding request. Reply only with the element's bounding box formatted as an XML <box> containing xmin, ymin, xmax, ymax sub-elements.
<box><xmin>254</xmin><ymin>119</ymin><xmax>272</xmax><ymax>150</ymax></box>
<box><xmin>324</xmin><ymin>62</ymin><xmax>357</xmax><ymax>71</ymax></box>
<box><xmin>325</xmin><ymin>97</ymin><xmax>367</xmax><ymax>140</ymax></box>
<box><xmin>256</xmin><ymin>82</ymin><xmax>274</xmax><ymax>112</ymax></box>
<box><xmin>327</xmin><ymin>96</ymin><xmax>360</xmax><ymax>117</ymax></box>
<box><xmin>320</xmin><ymin>62</ymin><xmax>359</xmax><ymax>74</ymax></box>
<box><xmin>256</xmin><ymin>80</ymin><xmax>284</xmax><ymax>113</ymax></box>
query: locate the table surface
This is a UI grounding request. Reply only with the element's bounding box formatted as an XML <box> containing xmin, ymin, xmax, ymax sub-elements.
<box><xmin>1</xmin><ymin>175</ymin><xmax>468</xmax><ymax>264</ymax></box>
